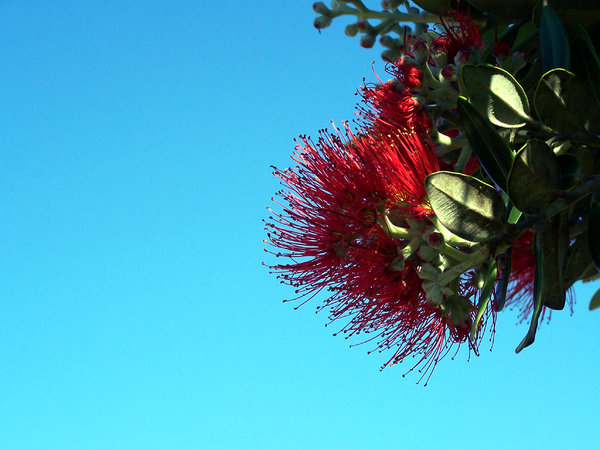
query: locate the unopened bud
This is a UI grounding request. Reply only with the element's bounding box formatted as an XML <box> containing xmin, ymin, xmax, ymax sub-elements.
<box><xmin>454</xmin><ymin>49</ymin><xmax>471</xmax><ymax>65</ymax></box>
<box><xmin>441</xmin><ymin>64</ymin><xmax>457</xmax><ymax>81</ymax></box>
<box><xmin>356</xmin><ymin>21</ymin><xmax>372</xmax><ymax>32</ymax></box>
<box><xmin>380</xmin><ymin>35</ymin><xmax>399</xmax><ymax>49</ymax></box>
<box><xmin>312</xmin><ymin>2</ymin><xmax>330</xmax><ymax>14</ymax></box>
<box><xmin>417</xmin><ymin>263</ymin><xmax>440</xmax><ymax>281</ymax></box>
<box><xmin>314</xmin><ymin>15</ymin><xmax>332</xmax><ymax>29</ymax></box>
<box><xmin>360</xmin><ymin>33</ymin><xmax>377</xmax><ymax>49</ymax></box>
<box><xmin>417</xmin><ymin>243</ymin><xmax>437</xmax><ymax>262</ymax></box>
<box><xmin>382</xmin><ymin>49</ymin><xmax>401</xmax><ymax>62</ymax></box>
<box><xmin>381</xmin><ymin>0</ymin><xmax>403</xmax><ymax>9</ymax></box>
<box><xmin>345</xmin><ymin>23</ymin><xmax>358</xmax><ymax>37</ymax></box>
<box><xmin>427</xmin><ymin>230</ymin><xmax>445</xmax><ymax>249</ymax></box>
<box><xmin>412</xmin><ymin>39</ymin><xmax>429</xmax><ymax>64</ymax></box>
<box><xmin>423</xmin><ymin>281</ymin><xmax>443</xmax><ymax>305</ymax></box>
<box><xmin>430</xmin><ymin>44</ymin><xmax>448</xmax><ymax>69</ymax></box>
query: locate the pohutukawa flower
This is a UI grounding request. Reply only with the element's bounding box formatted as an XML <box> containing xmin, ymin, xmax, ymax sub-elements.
<box><xmin>431</xmin><ymin>11</ymin><xmax>483</xmax><ymax>63</ymax></box>
<box><xmin>265</xmin><ymin>114</ymin><xmax>493</xmax><ymax>382</ymax></box>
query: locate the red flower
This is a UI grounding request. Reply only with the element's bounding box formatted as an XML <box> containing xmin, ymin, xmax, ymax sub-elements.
<box><xmin>358</xmin><ymin>59</ymin><xmax>431</xmax><ymax>135</ymax></box>
<box><xmin>431</xmin><ymin>11</ymin><xmax>483</xmax><ymax>63</ymax></box>
<box><xmin>265</xmin><ymin>56</ymin><xmax>497</xmax><ymax>382</ymax></box>
<box><xmin>492</xmin><ymin>42</ymin><xmax>512</xmax><ymax>60</ymax></box>
<box><xmin>265</xmin><ymin>117</ymin><xmax>493</xmax><ymax>381</ymax></box>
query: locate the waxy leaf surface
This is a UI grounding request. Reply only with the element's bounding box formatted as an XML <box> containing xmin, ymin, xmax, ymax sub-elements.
<box><xmin>461</xmin><ymin>64</ymin><xmax>531</xmax><ymax>128</ymax></box>
<box><xmin>425</xmin><ymin>171</ymin><xmax>508</xmax><ymax>243</ymax></box>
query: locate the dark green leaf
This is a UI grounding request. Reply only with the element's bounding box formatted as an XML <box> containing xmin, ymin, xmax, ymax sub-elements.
<box><xmin>515</xmin><ymin>226</ymin><xmax>546</xmax><ymax>353</ymax></box>
<box><xmin>541</xmin><ymin>213</ymin><xmax>568</xmax><ymax>310</ymax></box>
<box><xmin>564</xmin><ymin>233</ymin><xmax>595</xmax><ymax>287</ymax></box>
<box><xmin>539</xmin><ymin>5</ymin><xmax>570</xmax><ymax>71</ymax></box>
<box><xmin>534</xmin><ymin>1</ymin><xmax>600</xmax><ymax>29</ymax></box>
<box><xmin>495</xmin><ymin>247</ymin><xmax>512</xmax><ymax>311</ymax></box>
<box><xmin>588</xmin><ymin>196</ymin><xmax>600</xmax><ymax>272</ymax></box>
<box><xmin>457</xmin><ymin>97</ymin><xmax>515</xmax><ymax>192</ymax></box>
<box><xmin>575</xmin><ymin>25</ymin><xmax>600</xmax><ymax>109</ymax></box>
<box><xmin>507</xmin><ymin>140</ymin><xmax>561</xmax><ymax>214</ymax></box>
<box><xmin>471</xmin><ymin>259</ymin><xmax>497</xmax><ymax>339</ymax></box>
<box><xmin>411</xmin><ymin>0</ymin><xmax>452</xmax><ymax>14</ymax></box>
<box><xmin>590</xmin><ymin>289</ymin><xmax>600</xmax><ymax>310</ymax></box>
<box><xmin>461</xmin><ymin>65</ymin><xmax>532</xmax><ymax>128</ymax></box>
<box><xmin>534</xmin><ymin>69</ymin><xmax>600</xmax><ymax>137</ymax></box>
<box><xmin>512</xmin><ymin>20</ymin><xmax>538</xmax><ymax>51</ymax></box>
<box><xmin>557</xmin><ymin>153</ymin><xmax>581</xmax><ymax>190</ymax></box>
<box><xmin>466</xmin><ymin>0</ymin><xmax>537</xmax><ymax>18</ymax></box>
<box><xmin>425</xmin><ymin>171</ymin><xmax>509</xmax><ymax>242</ymax></box>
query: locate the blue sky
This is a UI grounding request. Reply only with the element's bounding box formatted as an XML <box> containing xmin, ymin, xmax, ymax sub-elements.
<box><xmin>1</xmin><ymin>1</ymin><xmax>599</xmax><ymax>448</ymax></box>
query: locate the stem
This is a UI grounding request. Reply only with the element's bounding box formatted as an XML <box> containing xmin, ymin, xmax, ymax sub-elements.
<box><xmin>437</xmin><ymin>246</ymin><xmax>490</xmax><ymax>287</ymax></box>
<box><xmin>378</xmin><ymin>213</ymin><xmax>411</xmax><ymax>239</ymax></box>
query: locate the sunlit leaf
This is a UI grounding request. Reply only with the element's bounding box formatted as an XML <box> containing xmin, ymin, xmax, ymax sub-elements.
<box><xmin>425</xmin><ymin>171</ymin><xmax>509</xmax><ymax>242</ymax></box>
<box><xmin>461</xmin><ymin>65</ymin><xmax>531</xmax><ymax>128</ymax></box>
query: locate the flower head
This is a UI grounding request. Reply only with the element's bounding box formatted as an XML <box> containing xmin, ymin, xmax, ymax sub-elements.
<box><xmin>430</xmin><ymin>11</ymin><xmax>483</xmax><ymax>63</ymax></box>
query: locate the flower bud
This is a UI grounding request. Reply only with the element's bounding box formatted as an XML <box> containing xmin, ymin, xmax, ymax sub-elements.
<box><xmin>417</xmin><ymin>243</ymin><xmax>438</xmax><ymax>262</ymax></box>
<box><xmin>382</xmin><ymin>0</ymin><xmax>403</xmax><ymax>9</ymax></box>
<box><xmin>380</xmin><ymin>35</ymin><xmax>399</xmax><ymax>49</ymax></box>
<box><xmin>312</xmin><ymin>2</ymin><xmax>330</xmax><ymax>14</ymax></box>
<box><xmin>427</xmin><ymin>230</ymin><xmax>445</xmax><ymax>250</ymax></box>
<box><xmin>345</xmin><ymin>23</ymin><xmax>358</xmax><ymax>37</ymax></box>
<box><xmin>314</xmin><ymin>15</ymin><xmax>333</xmax><ymax>29</ymax></box>
<box><xmin>430</xmin><ymin>43</ymin><xmax>448</xmax><ymax>69</ymax></box>
<box><xmin>356</xmin><ymin>21</ymin><xmax>372</xmax><ymax>32</ymax></box>
<box><xmin>416</xmin><ymin>263</ymin><xmax>440</xmax><ymax>281</ymax></box>
<box><xmin>411</xmin><ymin>39</ymin><xmax>429</xmax><ymax>64</ymax></box>
<box><xmin>422</xmin><ymin>281</ymin><xmax>444</xmax><ymax>305</ymax></box>
<box><xmin>360</xmin><ymin>33</ymin><xmax>377</xmax><ymax>49</ymax></box>
<box><xmin>382</xmin><ymin>49</ymin><xmax>401</xmax><ymax>62</ymax></box>
<box><xmin>441</xmin><ymin>64</ymin><xmax>457</xmax><ymax>81</ymax></box>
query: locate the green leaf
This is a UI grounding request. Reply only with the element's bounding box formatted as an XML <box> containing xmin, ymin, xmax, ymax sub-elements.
<box><xmin>508</xmin><ymin>205</ymin><xmax>522</xmax><ymax>224</ymax></box>
<box><xmin>564</xmin><ymin>233</ymin><xmax>595</xmax><ymax>287</ymax></box>
<box><xmin>534</xmin><ymin>1</ymin><xmax>600</xmax><ymax>29</ymax></box>
<box><xmin>539</xmin><ymin>5</ymin><xmax>570</xmax><ymax>71</ymax></box>
<box><xmin>590</xmin><ymin>289</ymin><xmax>600</xmax><ymax>310</ymax></box>
<box><xmin>461</xmin><ymin>64</ymin><xmax>532</xmax><ymax>128</ymax></box>
<box><xmin>411</xmin><ymin>0</ymin><xmax>452</xmax><ymax>14</ymax></box>
<box><xmin>541</xmin><ymin>213</ymin><xmax>568</xmax><ymax>310</ymax></box>
<box><xmin>471</xmin><ymin>259</ymin><xmax>497</xmax><ymax>339</ymax></box>
<box><xmin>557</xmin><ymin>153</ymin><xmax>581</xmax><ymax>190</ymax></box>
<box><xmin>507</xmin><ymin>140</ymin><xmax>561</xmax><ymax>214</ymax></box>
<box><xmin>467</xmin><ymin>0</ymin><xmax>537</xmax><ymax>18</ymax></box>
<box><xmin>534</xmin><ymin>69</ymin><xmax>600</xmax><ymax>137</ymax></box>
<box><xmin>588</xmin><ymin>196</ymin><xmax>600</xmax><ymax>272</ymax></box>
<box><xmin>516</xmin><ymin>225</ymin><xmax>546</xmax><ymax>353</ymax></box>
<box><xmin>425</xmin><ymin>171</ymin><xmax>509</xmax><ymax>243</ymax></box>
<box><xmin>575</xmin><ymin>25</ymin><xmax>600</xmax><ymax>109</ymax></box>
<box><xmin>495</xmin><ymin>247</ymin><xmax>512</xmax><ymax>311</ymax></box>
<box><xmin>457</xmin><ymin>97</ymin><xmax>515</xmax><ymax>192</ymax></box>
